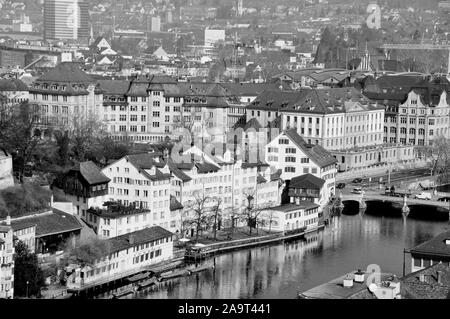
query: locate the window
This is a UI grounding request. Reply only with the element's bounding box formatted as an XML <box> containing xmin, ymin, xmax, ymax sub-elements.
<box><xmin>153</xmin><ymin>111</ymin><xmax>160</xmax><ymax>117</ymax></box>
<box><xmin>300</xmin><ymin>158</ymin><xmax>309</xmax><ymax>163</ymax></box>
<box><xmin>141</xmin><ymin>115</ymin><xmax>146</xmax><ymax>121</ymax></box>
<box><xmin>119</xmin><ymin>115</ymin><xmax>127</xmax><ymax>121</ymax></box>
<box><xmin>279</xmin><ymin>139</ymin><xmax>289</xmax><ymax>145</ymax></box>
<box><xmin>285</xmin><ymin>157</ymin><xmax>296</xmax><ymax>162</ymax></box>
<box><xmin>152</xmin><ymin>91</ymin><xmax>161</xmax><ymax>96</ymax></box>
<box><xmin>131</xmin><ymin>97</ymin><xmax>138</xmax><ymax>102</ymax></box>
<box><xmin>153</xmin><ymin>122</ymin><xmax>160</xmax><ymax>128</ymax></box>
<box><xmin>153</xmin><ymin>101</ymin><xmax>160</xmax><ymax>107</ymax></box>
<box><xmin>165</xmin><ymin>115</ymin><xmax>170</xmax><ymax>122</ymax></box>
<box><xmin>285</xmin><ymin>167</ymin><xmax>295</xmax><ymax>173</ymax></box>
<box><xmin>130</xmin><ymin>115</ymin><xmax>137</xmax><ymax>121</ymax></box>
<box><xmin>285</xmin><ymin>148</ymin><xmax>296</xmax><ymax>154</ymax></box>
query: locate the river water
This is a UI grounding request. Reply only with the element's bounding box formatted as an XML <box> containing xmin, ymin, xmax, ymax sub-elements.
<box><xmin>129</xmin><ymin>201</ymin><xmax>449</xmax><ymax>299</ymax></box>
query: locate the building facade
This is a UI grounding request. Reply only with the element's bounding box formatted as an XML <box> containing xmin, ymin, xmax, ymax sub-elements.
<box><xmin>0</xmin><ymin>222</ymin><xmax>14</xmax><ymax>299</ymax></box>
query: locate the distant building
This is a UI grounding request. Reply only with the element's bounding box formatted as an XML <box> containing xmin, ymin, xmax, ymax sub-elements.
<box><xmin>0</xmin><ymin>78</ymin><xmax>29</xmax><ymax>105</ymax></box>
<box><xmin>66</xmin><ymin>226</ymin><xmax>174</xmax><ymax>292</ymax></box>
<box><xmin>150</xmin><ymin>16</ymin><xmax>161</xmax><ymax>32</ymax></box>
<box><xmin>0</xmin><ymin>149</ymin><xmax>14</xmax><ymax>190</ymax></box>
<box><xmin>0</xmin><ymin>221</ymin><xmax>14</xmax><ymax>299</ymax></box>
<box><xmin>288</xmin><ymin>173</ymin><xmax>327</xmax><ymax>207</ymax></box>
<box><xmin>204</xmin><ymin>29</ymin><xmax>225</xmax><ymax>46</ymax></box>
<box><xmin>29</xmin><ymin>62</ymin><xmax>102</xmax><ymax>134</ymax></box>
<box><xmin>44</xmin><ymin>0</ymin><xmax>90</xmax><ymax>42</ymax></box>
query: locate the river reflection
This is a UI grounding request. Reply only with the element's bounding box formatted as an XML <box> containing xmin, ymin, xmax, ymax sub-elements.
<box><xmin>132</xmin><ymin>202</ymin><xmax>449</xmax><ymax>299</ymax></box>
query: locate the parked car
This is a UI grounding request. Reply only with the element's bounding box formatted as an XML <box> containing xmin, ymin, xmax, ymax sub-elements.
<box><xmin>337</xmin><ymin>183</ymin><xmax>346</xmax><ymax>189</ymax></box>
<box><xmin>415</xmin><ymin>192</ymin><xmax>432</xmax><ymax>200</ymax></box>
<box><xmin>438</xmin><ymin>197</ymin><xmax>450</xmax><ymax>202</ymax></box>
<box><xmin>352</xmin><ymin>187</ymin><xmax>363</xmax><ymax>194</ymax></box>
<box><xmin>352</xmin><ymin>178</ymin><xmax>363</xmax><ymax>184</ymax></box>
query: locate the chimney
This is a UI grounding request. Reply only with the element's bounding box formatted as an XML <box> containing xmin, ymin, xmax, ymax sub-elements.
<box><xmin>6</xmin><ymin>215</ymin><xmax>11</xmax><ymax>226</ymax></box>
<box><xmin>437</xmin><ymin>271</ymin><xmax>443</xmax><ymax>285</ymax></box>
<box><xmin>419</xmin><ymin>274</ymin><xmax>426</xmax><ymax>282</ymax></box>
<box><xmin>343</xmin><ymin>274</ymin><xmax>354</xmax><ymax>288</ymax></box>
<box><xmin>354</xmin><ymin>270</ymin><xmax>365</xmax><ymax>283</ymax></box>
<box><xmin>129</xmin><ymin>234</ymin><xmax>135</xmax><ymax>245</ymax></box>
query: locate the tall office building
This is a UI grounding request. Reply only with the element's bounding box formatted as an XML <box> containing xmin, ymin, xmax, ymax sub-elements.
<box><xmin>44</xmin><ymin>0</ymin><xmax>90</xmax><ymax>41</ymax></box>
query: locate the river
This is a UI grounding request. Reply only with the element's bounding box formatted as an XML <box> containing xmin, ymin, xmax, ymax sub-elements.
<box><xmin>127</xmin><ymin>201</ymin><xmax>449</xmax><ymax>299</ymax></box>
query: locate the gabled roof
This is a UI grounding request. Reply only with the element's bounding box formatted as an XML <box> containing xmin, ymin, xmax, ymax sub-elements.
<box><xmin>195</xmin><ymin>162</ymin><xmax>220</xmax><ymax>174</ymax></box>
<box><xmin>125</xmin><ymin>154</ymin><xmax>172</xmax><ymax>181</ymax></box>
<box><xmin>247</xmin><ymin>90</ymin><xmax>310</xmax><ymax>111</ymax></box>
<box><xmin>410</xmin><ymin>230</ymin><xmax>450</xmax><ymax>257</ymax></box>
<box><xmin>5</xmin><ymin>209</ymin><xmax>82</xmax><ymax>238</ymax></box>
<box><xmin>71</xmin><ymin>161</ymin><xmax>110</xmax><ymax>185</ymax></box>
<box><xmin>284</xmin><ymin>129</ymin><xmax>337</xmax><ymax>168</ymax></box>
<box><xmin>167</xmin><ymin>159</ymin><xmax>192</xmax><ymax>182</ymax></box>
<box><xmin>97</xmin><ymin>79</ymin><xmax>131</xmax><ymax>95</ymax></box>
<box><xmin>37</xmin><ymin>62</ymin><xmax>93</xmax><ymax>83</ymax></box>
<box><xmin>289</xmin><ymin>173</ymin><xmax>325</xmax><ymax>189</ymax></box>
<box><xmin>108</xmin><ymin>226</ymin><xmax>173</xmax><ymax>253</ymax></box>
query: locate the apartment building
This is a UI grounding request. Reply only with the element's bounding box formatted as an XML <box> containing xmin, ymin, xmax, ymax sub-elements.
<box><xmin>52</xmin><ymin>161</ymin><xmax>110</xmax><ymax>219</ymax></box>
<box><xmin>383</xmin><ymin>89</ymin><xmax>450</xmax><ymax>146</ymax></box>
<box><xmin>409</xmin><ymin>230</ymin><xmax>450</xmax><ymax>273</ymax></box>
<box><xmin>168</xmin><ymin>146</ymin><xmax>282</xmax><ymax>234</ymax></box>
<box><xmin>265</xmin><ymin>129</ymin><xmax>337</xmax><ymax>206</ymax></box>
<box><xmin>0</xmin><ymin>78</ymin><xmax>29</xmax><ymax>106</ymax></box>
<box><xmin>29</xmin><ymin>62</ymin><xmax>103</xmax><ymax>133</ymax></box>
<box><xmin>0</xmin><ymin>149</ymin><xmax>14</xmax><ymax>190</ymax></box>
<box><xmin>101</xmin><ymin>154</ymin><xmax>174</xmax><ymax>231</ymax></box>
<box><xmin>0</xmin><ymin>221</ymin><xmax>14</xmax><ymax>299</ymax></box>
<box><xmin>66</xmin><ymin>226</ymin><xmax>174</xmax><ymax>291</ymax></box>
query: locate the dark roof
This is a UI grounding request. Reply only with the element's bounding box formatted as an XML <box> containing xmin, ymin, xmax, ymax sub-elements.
<box><xmin>247</xmin><ymin>90</ymin><xmax>310</xmax><ymax>111</ymax></box>
<box><xmin>168</xmin><ymin>160</ymin><xmax>192</xmax><ymax>182</ymax></box>
<box><xmin>108</xmin><ymin>226</ymin><xmax>173</xmax><ymax>253</ymax></box>
<box><xmin>195</xmin><ymin>162</ymin><xmax>220</xmax><ymax>174</ymax></box>
<box><xmin>96</xmin><ymin>79</ymin><xmax>131</xmax><ymax>95</ymax></box>
<box><xmin>290</xmin><ymin>173</ymin><xmax>325</xmax><ymax>189</ymax></box>
<box><xmin>125</xmin><ymin>154</ymin><xmax>172</xmax><ymax>181</ymax></box>
<box><xmin>410</xmin><ymin>230</ymin><xmax>450</xmax><ymax>258</ymax></box>
<box><xmin>71</xmin><ymin>161</ymin><xmax>110</xmax><ymax>185</ymax></box>
<box><xmin>401</xmin><ymin>263</ymin><xmax>450</xmax><ymax>299</ymax></box>
<box><xmin>243</xmin><ymin>117</ymin><xmax>262</xmax><ymax>130</ymax></box>
<box><xmin>37</xmin><ymin>62</ymin><xmax>93</xmax><ymax>83</ymax></box>
<box><xmin>6</xmin><ymin>209</ymin><xmax>82</xmax><ymax>237</ymax></box>
<box><xmin>269</xmin><ymin>201</ymin><xmax>320</xmax><ymax>212</ymax></box>
<box><xmin>284</xmin><ymin>129</ymin><xmax>337</xmax><ymax>168</ymax></box>
<box><xmin>170</xmin><ymin>196</ymin><xmax>183</xmax><ymax>211</ymax></box>
<box><xmin>270</xmin><ymin>169</ymin><xmax>282</xmax><ymax>181</ymax></box>
<box><xmin>0</xmin><ymin>78</ymin><xmax>29</xmax><ymax>91</ymax></box>
<box><xmin>219</xmin><ymin>82</ymin><xmax>281</xmax><ymax>96</ymax></box>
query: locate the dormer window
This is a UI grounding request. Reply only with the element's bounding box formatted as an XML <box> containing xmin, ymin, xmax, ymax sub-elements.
<box><xmin>43</xmin><ymin>84</ymin><xmax>48</xmax><ymax>89</ymax></box>
<box><xmin>411</xmin><ymin>99</ymin><xmax>417</xmax><ymax>105</ymax></box>
<box><xmin>51</xmin><ymin>85</ymin><xmax>57</xmax><ymax>90</ymax></box>
<box><xmin>445</xmin><ymin>239</ymin><xmax>450</xmax><ymax>245</ymax></box>
<box><xmin>61</xmin><ymin>85</ymin><xmax>66</xmax><ymax>91</ymax></box>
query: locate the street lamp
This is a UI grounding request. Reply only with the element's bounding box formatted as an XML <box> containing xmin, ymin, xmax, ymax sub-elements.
<box><xmin>26</xmin><ymin>281</ymin><xmax>29</xmax><ymax>298</ymax></box>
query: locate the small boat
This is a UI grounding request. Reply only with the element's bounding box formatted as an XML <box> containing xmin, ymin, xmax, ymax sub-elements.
<box><xmin>137</xmin><ymin>277</ymin><xmax>158</xmax><ymax>290</ymax></box>
<box><xmin>188</xmin><ymin>264</ymin><xmax>214</xmax><ymax>274</ymax></box>
<box><xmin>126</xmin><ymin>271</ymin><xmax>153</xmax><ymax>283</ymax></box>
<box><xmin>112</xmin><ymin>287</ymin><xmax>135</xmax><ymax>298</ymax></box>
<box><xmin>158</xmin><ymin>269</ymin><xmax>191</xmax><ymax>281</ymax></box>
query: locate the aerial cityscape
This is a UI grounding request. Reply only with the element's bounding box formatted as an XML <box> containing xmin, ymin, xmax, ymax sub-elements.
<box><xmin>0</xmin><ymin>0</ymin><xmax>450</xmax><ymax>303</ymax></box>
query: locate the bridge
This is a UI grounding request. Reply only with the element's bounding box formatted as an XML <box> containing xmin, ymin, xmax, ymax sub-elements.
<box><xmin>339</xmin><ymin>191</ymin><xmax>449</xmax><ymax>212</ymax></box>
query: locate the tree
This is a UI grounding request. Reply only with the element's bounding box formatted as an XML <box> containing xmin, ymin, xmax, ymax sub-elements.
<box><xmin>210</xmin><ymin>197</ymin><xmax>222</xmax><ymax>240</ymax></box>
<box><xmin>184</xmin><ymin>193</ymin><xmax>211</xmax><ymax>242</ymax></box>
<box><xmin>423</xmin><ymin>137</ymin><xmax>450</xmax><ymax>185</ymax></box>
<box><xmin>69</xmin><ymin>116</ymin><xmax>104</xmax><ymax>162</ymax></box>
<box><xmin>239</xmin><ymin>192</ymin><xmax>266</xmax><ymax>235</ymax></box>
<box><xmin>13</xmin><ymin>240</ymin><xmax>45</xmax><ymax>298</ymax></box>
<box><xmin>65</xmin><ymin>237</ymin><xmax>111</xmax><ymax>267</ymax></box>
<box><xmin>0</xmin><ymin>102</ymin><xmax>47</xmax><ymax>182</ymax></box>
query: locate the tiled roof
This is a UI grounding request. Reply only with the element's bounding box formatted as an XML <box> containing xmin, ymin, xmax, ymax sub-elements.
<box><xmin>195</xmin><ymin>162</ymin><xmax>220</xmax><ymax>174</ymax></box>
<box><xmin>126</xmin><ymin>154</ymin><xmax>172</xmax><ymax>181</ymax></box>
<box><xmin>281</xmin><ymin>87</ymin><xmax>379</xmax><ymax>115</ymax></box>
<box><xmin>71</xmin><ymin>161</ymin><xmax>110</xmax><ymax>185</ymax></box>
<box><xmin>247</xmin><ymin>90</ymin><xmax>310</xmax><ymax>111</ymax></box>
<box><xmin>5</xmin><ymin>209</ymin><xmax>82</xmax><ymax>237</ymax></box>
<box><xmin>219</xmin><ymin>82</ymin><xmax>281</xmax><ymax>96</ymax></box>
<box><xmin>37</xmin><ymin>62</ymin><xmax>93</xmax><ymax>83</ymax></box>
<box><xmin>168</xmin><ymin>160</ymin><xmax>192</xmax><ymax>182</ymax></box>
<box><xmin>401</xmin><ymin>263</ymin><xmax>450</xmax><ymax>299</ymax></box>
<box><xmin>96</xmin><ymin>79</ymin><xmax>131</xmax><ymax>95</ymax></box>
<box><xmin>290</xmin><ymin>173</ymin><xmax>325</xmax><ymax>189</ymax></box>
<box><xmin>108</xmin><ymin>226</ymin><xmax>173</xmax><ymax>253</ymax></box>
<box><xmin>410</xmin><ymin>230</ymin><xmax>450</xmax><ymax>258</ymax></box>
<box><xmin>284</xmin><ymin>129</ymin><xmax>337</xmax><ymax>168</ymax></box>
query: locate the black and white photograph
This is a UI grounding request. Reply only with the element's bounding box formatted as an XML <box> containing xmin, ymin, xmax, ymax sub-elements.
<box><xmin>0</xmin><ymin>0</ymin><xmax>450</xmax><ymax>311</ymax></box>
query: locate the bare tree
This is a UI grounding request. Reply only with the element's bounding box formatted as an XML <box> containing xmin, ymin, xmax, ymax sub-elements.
<box><xmin>423</xmin><ymin>137</ymin><xmax>450</xmax><ymax>185</ymax></box>
<box><xmin>184</xmin><ymin>193</ymin><xmax>212</xmax><ymax>242</ymax></box>
<box><xmin>210</xmin><ymin>197</ymin><xmax>222</xmax><ymax>240</ymax></box>
<box><xmin>69</xmin><ymin>115</ymin><xmax>105</xmax><ymax>162</ymax></box>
